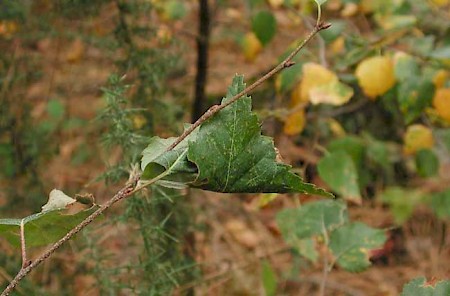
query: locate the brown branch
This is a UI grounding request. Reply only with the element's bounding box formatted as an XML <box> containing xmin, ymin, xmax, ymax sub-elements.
<box><xmin>166</xmin><ymin>21</ymin><xmax>331</xmax><ymax>152</ymax></box>
<box><xmin>1</xmin><ymin>18</ymin><xmax>330</xmax><ymax>296</ymax></box>
<box><xmin>0</xmin><ymin>181</ymin><xmax>136</xmax><ymax>296</ymax></box>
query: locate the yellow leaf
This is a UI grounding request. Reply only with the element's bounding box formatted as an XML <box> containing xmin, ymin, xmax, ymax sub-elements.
<box><xmin>309</xmin><ymin>80</ymin><xmax>354</xmax><ymax>105</ymax></box>
<box><xmin>283</xmin><ymin>108</ymin><xmax>306</xmax><ymax>136</ymax></box>
<box><xmin>267</xmin><ymin>0</ymin><xmax>283</xmax><ymax>9</ymax></box>
<box><xmin>290</xmin><ymin>80</ymin><xmax>308</xmax><ymax>107</ymax></box>
<box><xmin>433</xmin><ymin>70</ymin><xmax>449</xmax><ymax>89</ymax></box>
<box><xmin>242</xmin><ymin>32</ymin><xmax>263</xmax><ymax>63</ymax></box>
<box><xmin>330</xmin><ymin>36</ymin><xmax>345</xmax><ymax>54</ymax></box>
<box><xmin>300</xmin><ymin>63</ymin><xmax>338</xmax><ymax>102</ymax></box>
<box><xmin>327</xmin><ymin>118</ymin><xmax>346</xmax><ymax>137</ymax></box>
<box><xmin>355</xmin><ymin>56</ymin><xmax>397</xmax><ymax>99</ymax></box>
<box><xmin>341</xmin><ymin>2</ymin><xmax>359</xmax><ymax>17</ymax></box>
<box><xmin>431</xmin><ymin>0</ymin><xmax>449</xmax><ymax>7</ymax></box>
<box><xmin>132</xmin><ymin>114</ymin><xmax>148</xmax><ymax>129</ymax></box>
<box><xmin>403</xmin><ymin>124</ymin><xmax>434</xmax><ymax>155</ymax></box>
<box><xmin>0</xmin><ymin>20</ymin><xmax>18</xmax><ymax>38</ymax></box>
<box><xmin>432</xmin><ymin>88</ymin><xmax>450</xmax><ymax>123</ymax></box>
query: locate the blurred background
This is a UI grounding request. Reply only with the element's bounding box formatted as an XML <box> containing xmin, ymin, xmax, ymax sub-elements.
<box><xmin>0</xmin><ymin>0</ymin><xmax>449</xmax><ymax>295</ymax></box>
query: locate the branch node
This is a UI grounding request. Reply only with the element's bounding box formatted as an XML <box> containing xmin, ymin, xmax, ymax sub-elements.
<box><xmin>318</xmin><ymin>22</ymin><xmax>332</xmax><ymax>30</ymax></box>
<box><xmin>284</xmin><ymin>61</ymin><xmax>296</xmax><ymax>68</ymax></box>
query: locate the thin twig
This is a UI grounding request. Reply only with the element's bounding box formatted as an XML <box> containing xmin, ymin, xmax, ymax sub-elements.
<box><xmin>1</xmin><ymin>180</ymin><xmax>137</xmax><ymax>296</ymax></box>
<box><xmin>166</xmin><ymin>21</ymin><xmax>331</xmax><ymax>152</ymax></box>
<box><xmin>1</xmin><ymin>17</ymin><xmax>330</xmax><ymax>296</ymax></box>
<box><xmin>19</xmin><ymin>219</ymin><xmax>28</xmax><ymax>269</ymax></box>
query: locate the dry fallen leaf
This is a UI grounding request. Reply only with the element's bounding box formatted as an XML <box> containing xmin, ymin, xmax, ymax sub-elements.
<box><xmin>225</xmin><ymin>219</ymin><xmax>259</xmax><ymax>249</ymax></box>
<box><xmin>66</xmin><ymin>38</ymin><xmax>85</xmax><ymax>63</ymax></box>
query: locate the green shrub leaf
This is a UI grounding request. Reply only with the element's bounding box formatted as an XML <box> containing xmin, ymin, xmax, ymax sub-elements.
<box><xmin>276</xmin><ymin>200</ymin><xmax>348</xmax><ymax>240</ymax></box>
<box><xmin>188</xmin><ymin>75</ymin><xmax>332</xmax><ymax>196</ymax></box>
<box><xmin>0</xmin><ymin>206</ymin><xmax>98</xmax><ymax>248</ymax></box>
<box><xmin>252</xmin><ymin>11</ymin><xmax>276</xmax><ymax>46</ymax></box>
<box><xmin>401</xmin><ymin>277</ymin><xmax>450</xmax><ymax>296</ymax></box>
<box><xmin>329</xmin><ymin>222</ymin><xmax>386</xmax><ymax>272</ymax></box>
<box><xmin>318</xmin><ymin>151</ymin><xmax>361</xmax><ymax>203</ymax></box>
<box><xmin>415</xmin><ymin>149</ymin><xmax>439</xmax><ymax>178</ymax></box>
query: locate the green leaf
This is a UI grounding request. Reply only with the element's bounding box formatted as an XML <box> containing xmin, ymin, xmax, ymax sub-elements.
<box><xmin>276</xmin><ymin>200</ymin><xmax>348</xmax><ymax>241</ymax></box>
<box><xmin>319</xmin><ymin>20</ymin><xmax>345</xmax><ymax>43</ymax></box>
<box><xmin>328</xmin><ymin>136</ymin><xmax>365</xmax><ymax>168</ymax></box>
<box><xmin>261</xmin><ymin>260</ymin><xmax>277</xmax><ymax>296</ymax></box>
<box><xmin>380</xmin><ymin>187</ymin><xmax>424</xmax><ymax>224</ymax></box>
<box><xmin>394</xmin><ymin>54</ymin><xmax>420</xmax><ymax>82</ymax></box>
<box><xmin>162</xmin><ymin>0</ymin><xmax>186</xmax><ymax>20</ymax></box>
<box><xmin>0</xmin><ymin>207</ymin><xmax>98</xmax><ymax>248</ymax></box>
<box><xmin>397</xmin><ymin>77</ymin><xmax>435</xmax><ymax>124</ymax></box>
<box><xmin>188</xmin><ymin>75</ymin><xmax>332</xmax><ymax>196</ymax></box>
<box><xmin>252</xmin><ymin>11</ymin><xmax>276</xmax><ymax>46</ymax></box>
<box><xmin>429</xmin><ymin>46</ymin><xmax>450</xmax><ymax>60</ymax></box>
<box><xmin>141</xmin><ymin>124</ymin><xmax>198</xmax><ymax>180</ymax></box>
<box><xmin>276</xmin><ymin>63</ymin><xmax>303</xmax><ymax>93</ymax></box>
<box><xmin>401</xmin><ymin>277</ymin><xmax>450</xmax><ymax>296</ymax></box>
<box><xmin>329</xmin><ymin>222</ymin><xmax>386</xmax><ymax>272</ymax></box>
<box><xmin>318</xmin><ymin>151</ymin><xmax>361</xmax><ymax>203</ymax></box>
<box><xmin>415</xmin><ymin>149</ymin><xmax>439</xmax><ymax>178</ymax></box>
<box><xmin>431</xmin><ymin>190</ymin><xmax>450</xmax><ymax>219</ymax></box>
<box><xmin>47</xmin><ymin>99</ymin><xmax>65</xmax><ymax>119</ymax></box>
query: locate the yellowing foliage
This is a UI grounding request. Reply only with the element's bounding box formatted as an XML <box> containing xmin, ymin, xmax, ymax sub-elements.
<box><xmin>242</xmin><ymin>32</ymin><xmax>263</xmax><ymax>63</ymax></box>
<box><xmin>355</xmin><ymin>56</ymin><xmax>397</xmax><ymax>99</ymax></box>
<box><xmin>283</xmin><ymin>108</ymin><xmax>306</xmax><ymax>135</ymax></box>
<box><xmin>267</xmin><ymin>0</ymin><xmax>284</xmax><ymax>9</ymax></box>
<box><xmin>433</xmin><ymin>70</ymin><xmax>449</xmax><ymax>89</ymax></box>
<box><xmin>432</xmin><ymin>88</ymin><xmax>450</xmax><ymax>123</ymax></box>
<box><xmin>300</xmin><ymin>63</ymin><xmax>338</xmax><ymax>102</ymax></box>
<box><xmin>403</xmin><ymin>124</ymin><xmax>434</xmax><ymax>155</ymax></box>
<box><xmin>0</xmin><ymin>20</ymin><xmax>18</xmax><ymax>38</ymax></box>
<box><xmin>431</xmin><ymin>0</ymin><xmax>449</xmax><ymax>7</ymax></box>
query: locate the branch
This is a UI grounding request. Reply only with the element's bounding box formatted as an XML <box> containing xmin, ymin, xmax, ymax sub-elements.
<box><xmin>166</xmin><ymin>21</ymin><xmax>331</xmax><ymax>152</ymax></box>
<box><xmin>1</xmin><ymin>180</ymin><xmax>137</xmax><ymax>296</ymax></box>
<box><xmin>1</xmin><ymin>18</ymin><xmax>330</xmax><ymax>296</ymax></box>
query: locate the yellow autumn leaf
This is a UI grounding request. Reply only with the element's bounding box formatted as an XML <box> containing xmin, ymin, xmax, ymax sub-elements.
<box><xmin>330</xmin><ymin>36</ymin><xmax>345</xmax><ymax>54</ymax></box>
<box><xmin>0</xmin><ymin>20</ymin><xmax>18</xmax><ymax>38</ymax></box>
<box><xmin>431</xmin><ymin>0</ymin><xmax>449</xmax><ymax>7</ymax></box>
<box><xmin>267</xmin><ymin>0</ymin><xmax>283</xmax><ymax>9</ymax></box>
<box><xmin>355</xmin><ymin>56</ymin><xmax>397</xmax><ymax>99</ymax></box>
<box><xmin>242</xmin><ymin>32</ymin><xmax>263</xmax><ymax>63</ymax></box>
<box><xmin>300</xmin><ymin>63</ymin><xmax>338</xmax><ymax>102</ymax></box>
<box><xmin>432</xmin><ymin>88</ymin><xmax>450</xmax><ymax>123</ymax></box>
<box><xmin>341</xmin><ymin>2</ymin><xmax>359</xmax><ymax>17</ymax></box>
<box><xmin>309</xmin><ymin>80</ymin><xmax>354</xmax><ymax>105</ymax></box>
<box><xmin>403</xmin><ymin>124</ymin><xmax>434</xmax><ymax>155</ymax></box>
<box><xmin>283</xmin><ymin>108</ymin><xmax>306</xmax><ymax>136</ymax></box>
<box><xmin>132</xmin><ymin>114</ymin><xmax>148</xmax><ymax>129</ymax></box>
<box><xmin>433</xmin><ymin>70</ymin><xmax>448</xmax><ymax>89</ymax></box>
